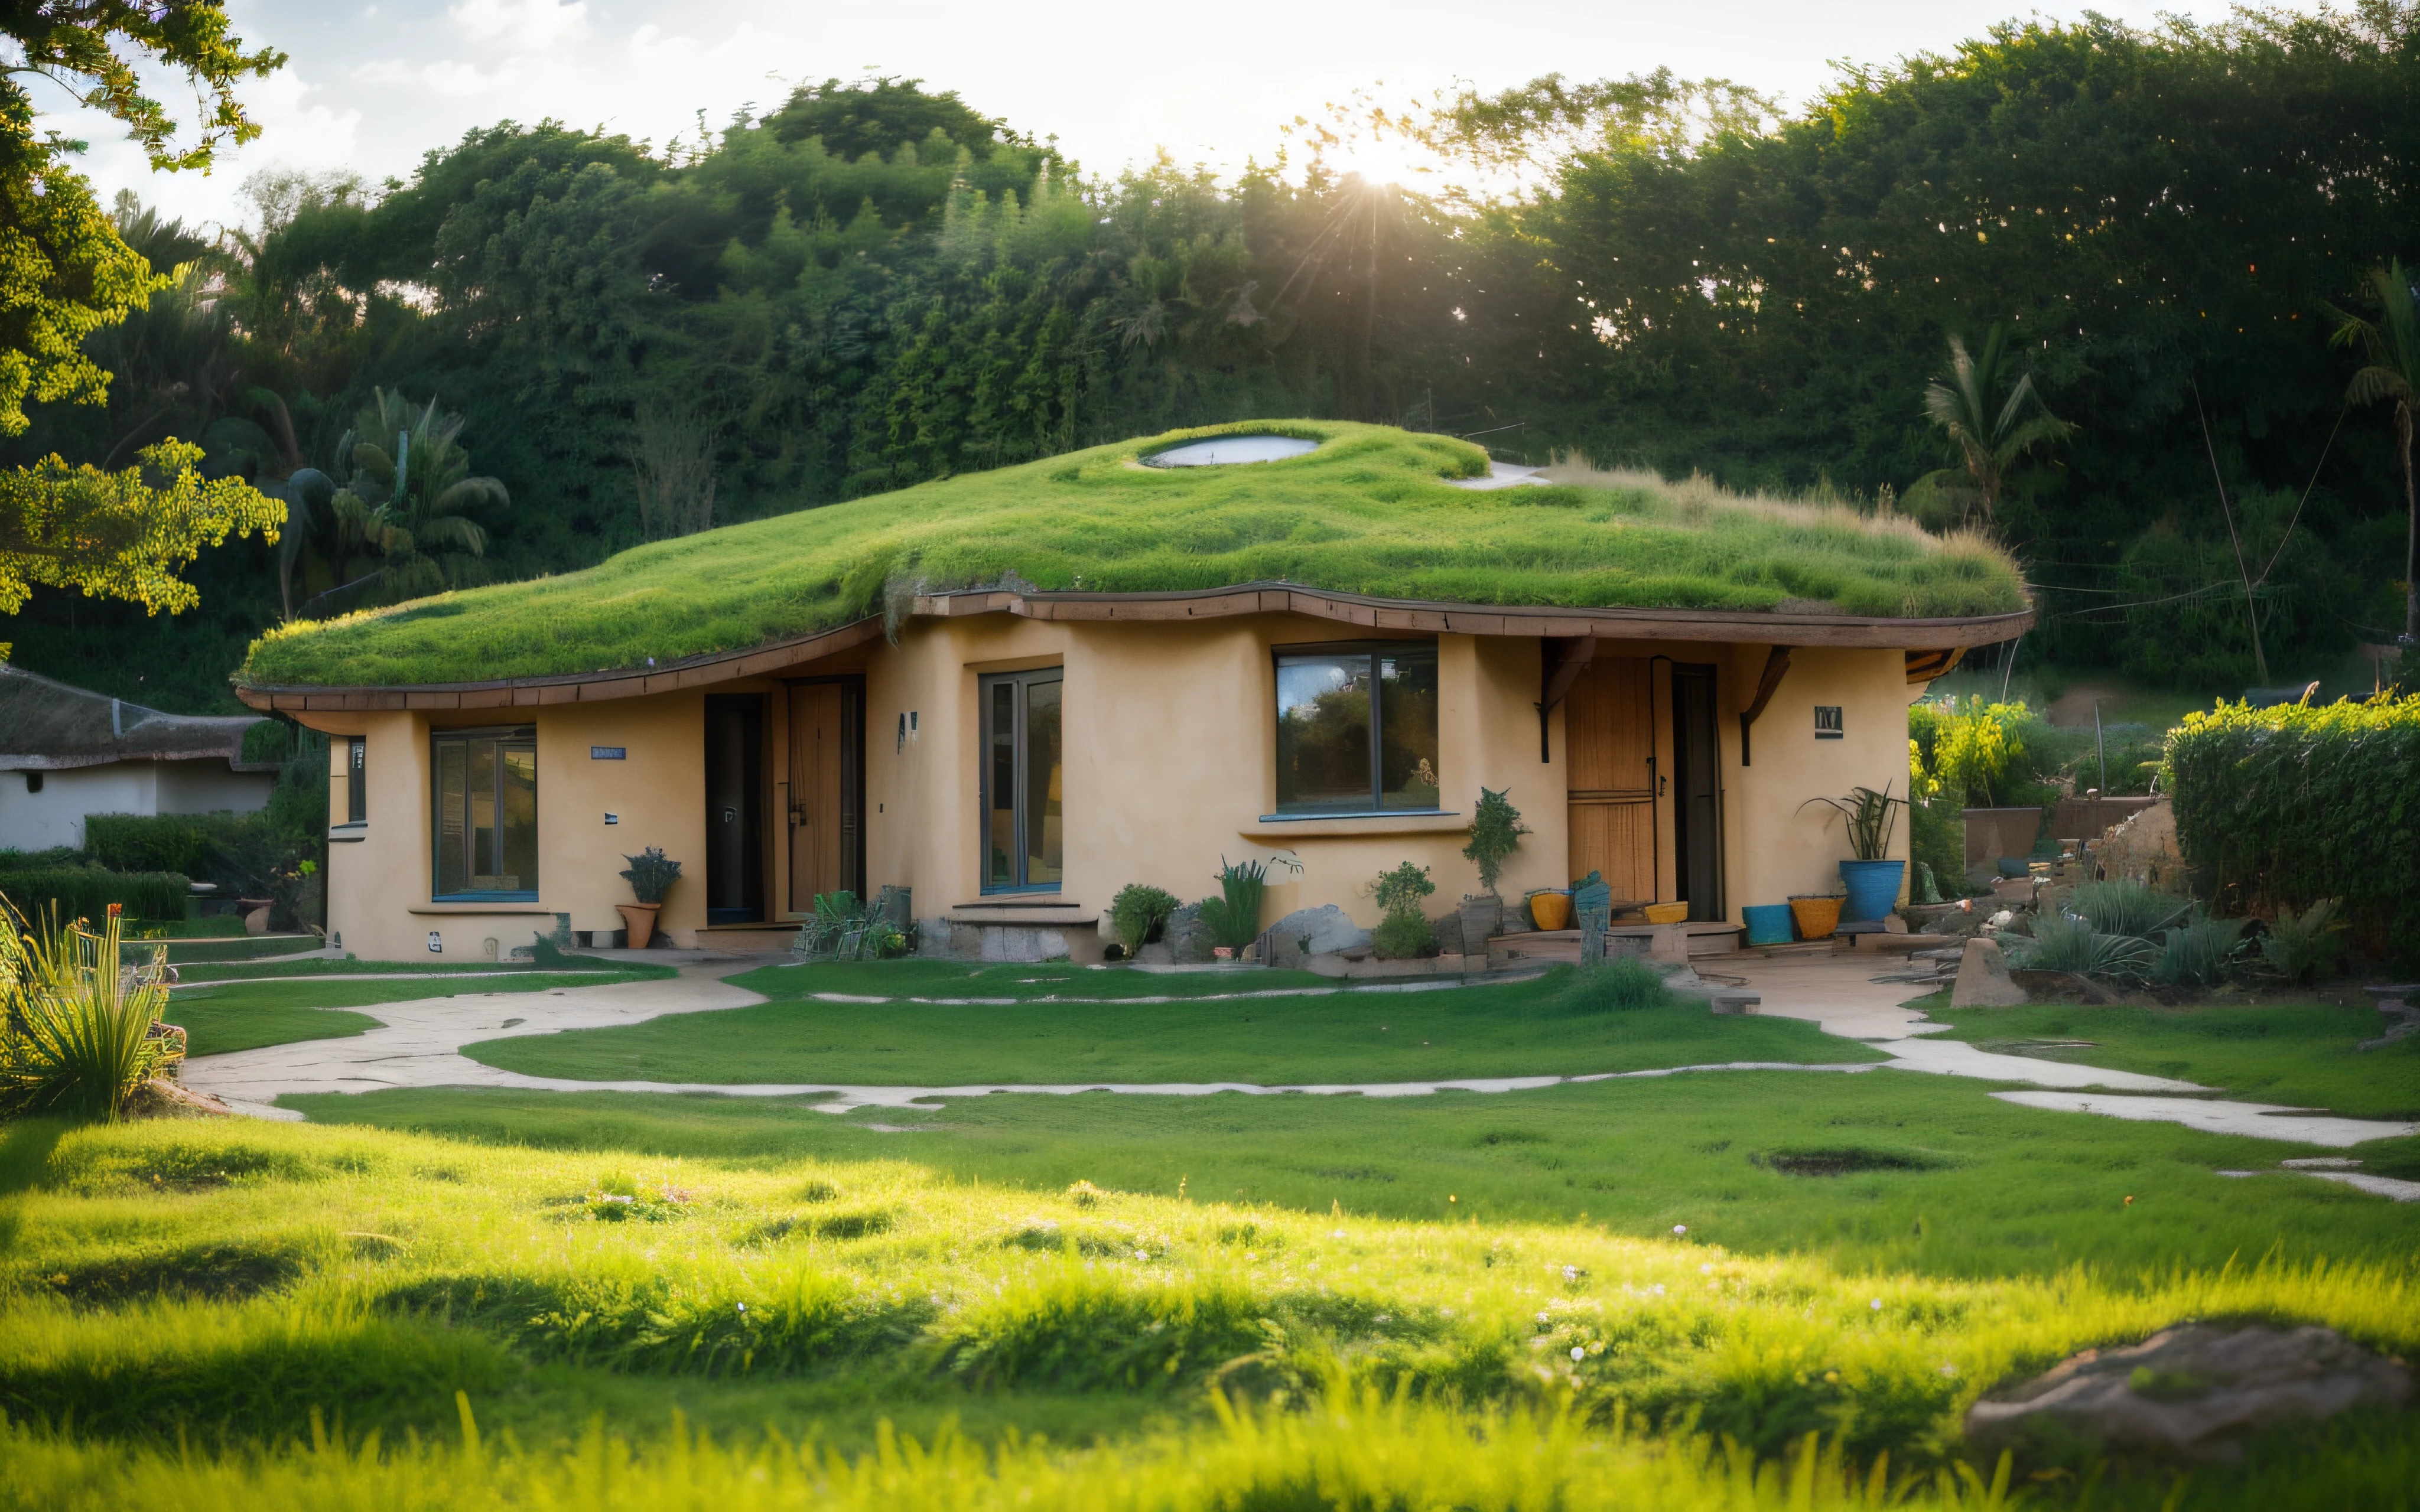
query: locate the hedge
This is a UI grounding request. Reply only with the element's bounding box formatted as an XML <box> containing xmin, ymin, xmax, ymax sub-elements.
<box><xmin>84</xmin><ymin>814</ymin><xmax>218</xmax><ymax>877</ymax></box>
<box><xmin>2167</xmin><ymin>692</ymin><xmax>2419</xmax><ymax>949</ymax></box>
<box><xmin>0</xmin><ymin>869</ymin><xmax>191</xmax><ymax>924</ymax></box>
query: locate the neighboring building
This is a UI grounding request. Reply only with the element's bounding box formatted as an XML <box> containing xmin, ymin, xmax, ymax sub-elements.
<box><xmin>0</xmin><ymin>666</ymin><xmax>275</xmax><ymax>852</ymax></box>
<box><xmin>234</xmin><ymin>423</ymin><xmax>2029</xmax><ymax>962</ymax></box>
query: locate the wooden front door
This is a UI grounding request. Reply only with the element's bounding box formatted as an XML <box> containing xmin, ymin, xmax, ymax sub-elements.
<box><xmin>786</xmin><ymin>679</ymin><xmax>864</xmax><ymax>911</ymax></box>
<box><xmin>1566</xmin><ymin>656</ymin><xmax>1656</xmax><ymax>905</ymax></box>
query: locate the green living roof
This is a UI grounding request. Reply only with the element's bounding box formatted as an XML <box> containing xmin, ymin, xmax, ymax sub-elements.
<box><xmin>239</xmin><ymin>422</ymin><xmax>2027</xmax><ymax>689</ymax></box>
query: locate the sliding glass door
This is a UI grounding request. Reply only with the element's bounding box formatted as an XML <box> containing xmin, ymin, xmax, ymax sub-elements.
<box><xmin>981</xmin><ymin>669</ymin><xmax>1063</xmax><ymax>892</ymax></box>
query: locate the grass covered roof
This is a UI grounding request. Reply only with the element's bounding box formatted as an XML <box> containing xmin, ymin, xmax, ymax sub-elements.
<box><xmin>239</xmin><ymin>422</ymin><xmax>2027</xmax><ymax>689</ymax></box>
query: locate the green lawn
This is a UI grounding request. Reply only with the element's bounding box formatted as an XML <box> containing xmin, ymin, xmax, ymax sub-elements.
<box><xmin>4</xmin><ymin>1108</ymin><xmax>2412</xmax><ymax>1510</ymax></box>
<box><xmin>173</xmin><ymin>956</ymin><xmax>677</xmax><ymax>984</ymax></box>
<box><xmin>239</xmin><ymin>422</ymin><xmax>2025</xmax><ymax>689</ymax></box>
<box><xmin>167</xmin><ymin>972</ymin><xmax>667</xmax><ymax>1057</ymax></box>
<box><xmin>289</xmin><ymin>1071</ymin><xmax>2420</xmax><ymax>1279</ymax></box>
<box><xmin>1926</xmin><ymin>996</ymin><xmax>2420</xmax><ymax>1120</ymax></box>
<box><xmin>460</xmin><ymin>964</ymin><xmax>1882</xmax><ymax>1086</ymax></box>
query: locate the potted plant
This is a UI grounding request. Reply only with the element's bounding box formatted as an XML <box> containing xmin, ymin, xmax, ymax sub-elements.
<box><xmin>1198</xmin><ymin>853</ymin><xmax>1300</xmax><ymax>963</ymax></box>
<box><xmin>1108</xmin><ymin>884</ymin><xmax>1179</xmax><ymax>959</ymax></box>
<box><xmin>616</xmin><ymin>848</ymin><xmax>681</xmax><ymax>948</ymax></box>
<box><xmin>1458</xmin><ymin>786</ymin><xmax>1527</xmax><ymax>954</ymax></box>
<box><xmin>1797</xmin><ymin>783</ymin><xmax>1908</xmax><ymax>923</ymax></box>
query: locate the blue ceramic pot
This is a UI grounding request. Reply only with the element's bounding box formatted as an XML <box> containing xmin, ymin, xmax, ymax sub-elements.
<box><xmin>1838</xmin><ymin>859</ymin><xmax>1906</xmax><ymax>922</ymax></box>
<box><xmin>1741</xmin><ymin>904</ymin><xmax>1794</xmax><ymax>946</ymax></box>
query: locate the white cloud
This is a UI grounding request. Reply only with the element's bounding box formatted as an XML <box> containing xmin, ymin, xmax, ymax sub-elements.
<box><xmin>447</xmin><ymin>0</ymin><xmax>588</xmax><ymax>52</ymax></box>
<box><xmin>351</xmin><ymin>58</ymin><xmax>414</xmax><ymax>85</ymax></box>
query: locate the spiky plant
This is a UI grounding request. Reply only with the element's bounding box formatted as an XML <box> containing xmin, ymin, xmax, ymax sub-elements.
<box><xmin>0</xmin><ymin>903</ymin><xmax>176</xmax><ymax>1122</ymax></box>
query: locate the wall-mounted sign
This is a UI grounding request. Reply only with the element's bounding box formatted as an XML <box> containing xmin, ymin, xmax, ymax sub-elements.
<box><xmin>1814</xmin><ymin>706</ymin><xmax>1845</xmax><ymax>739</ymax></box>
<box><xmin>590</xmin><ymin>746</ymin><xmax>626</xmax><ymax>760</ymax></box>
<box><xmin>427</xmin><ymin>931</ymin><xmax>443</xmax><ymax>953</ymax></box>
<box><xmin>604</xmin><ymin>812</ymin><xmax>619</xmax><ymax>825</ymax></box>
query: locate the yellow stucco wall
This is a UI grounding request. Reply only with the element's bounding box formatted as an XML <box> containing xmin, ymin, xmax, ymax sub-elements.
<box><xmin>295</xmin><ymin>612</ymin><xmax>1917</xmax><ymax>961</ymax></box>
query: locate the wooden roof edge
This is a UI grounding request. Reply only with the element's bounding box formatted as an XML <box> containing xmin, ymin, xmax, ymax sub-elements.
<box><xmin>235</xmin><ymin>591</ymin><xmax>2032</xmax><ymax>708</ymax></box>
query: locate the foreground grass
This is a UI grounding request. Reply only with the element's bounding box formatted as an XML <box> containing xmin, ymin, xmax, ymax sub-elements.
<box><xmin>290</xmin><ymin>1073</ymin><xmax>2420</xmax><ymax>1278</ymax></box>
<box><xmin>1929</xmin><ymin>998</ymin><xmax>2420</xmax><ymax>1120</ymax></box>
<box><xmin>165</xmin><ymin>972</ymin><xmax>666</xmax><ymax>1058</ymax></box>
<box><xmin>240</xmin><ymin>422</ymin><xmax>2025</xmax><ymax>688</ymax></box>
<box><xmin>464</xmin><ymin>964</ymin><xmax>1880</xmax><ymax>1085</ymax></box>
<box><xmin>5</xmin><ymin>1390</ymin><xmax>2412</xmax><ymax>1511</ymax></box>
<box><xmin>1</xmin><ymin>1114</ymin><xmax>2412</xmax><ymax>1493</ymax></box>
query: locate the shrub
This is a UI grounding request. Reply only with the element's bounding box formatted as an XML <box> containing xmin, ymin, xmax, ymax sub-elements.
<box><xmin>793</xmin><ymin>891</ymin><xmax>910</xmax><ymax>963</ymax></box>
<box><xmin>2152</xmin><ymin>910</ymin><xmax>2250</xmax><ymax>989</ymax></box>
<box><xmin>1108</xmin><ymin>884</ymin><xmax>1179</xmax><ymax>950</ymax></box>
<box><xmin>2068</xmin><ymin>879</ymin><xmax>2191</xmax><ymax>937</ymax></box>
<box><xmin>2258</xmin><ymin>897</ymin><xmax>2347</xmax><ymax>985</ymax></box>
<box><xmin>0</xmin><ymin>907</ymin><xmax>178</xmax><ymax>1122</ymax></box>
<box><xmin>84</xmin><ymin>814</ymin><xmax>219</xmax><ymax>877</ymax></box>
<box><xmin>1907</xmin><ymin>797</ymin><xmax>1964</xmax><ymax>894</ymax></box>
<box><xmin>0</xmin><ymin>868</ymin><xmax>189</xmax><ymax>923</ymax></box>
<box><xmin>1196</xmin><ymin>856</ymin><xmax>1295</xmax><ymax>951</ymax></box>
<box><xmin>1461</xmin><ymin>787</ymin><xmax>1527</xmax><ymax>895</ymax></box>
<box><xmin>1371</xmin><ymin>862</ymin><xmax>1435</xmax><ymax>915</ymax></box>
<box><xmin>2009</xmin><ymin>914</ymin><xmax>2154</xmax><ymax>985</ymax></box>
<box><xmin>1579</xmin><ymin>956</ymin><xmax>1674</xmax><ymax>1011</ymax></box>
<box><xmin>1909</xmin><ymin>696</ymin><xmax>2031</xmax><ymax>806</ymax></box>
<box><xmin>2167</xmin><ymin>693</ymin><xmax>2419</xmax><ymax>951</ymax></box>
<box><xmin>1371</xmin><ymin>910</ymin><xmax>1436</xmax><ymax>960</ymax></box>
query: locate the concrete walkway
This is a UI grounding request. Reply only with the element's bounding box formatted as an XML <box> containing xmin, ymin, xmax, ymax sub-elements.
<box><xmin>181</xmin><ymin>953</ymin><xmax>2420</xmax><ymax>1150</ymax></box>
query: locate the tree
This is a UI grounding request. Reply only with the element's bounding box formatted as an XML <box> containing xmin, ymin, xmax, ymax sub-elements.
<box><xmin>292</xmin><ymin>390</ymin><xmax>509</xmax><ymax>617</ymax></box>
<box><xmin>1908</xmin><ymin>324</ymin><xmax>2075</xmax><ymax>527</ymax></box>
<box><xmin>1</xmin><ymin>1</ymin><xmax>285</xmax><ymax>649</ymax></box>
<box><xmin>2328</xmin><ymin>259</ymin><xmax>2420</xmax><ymax>646</ymax></box>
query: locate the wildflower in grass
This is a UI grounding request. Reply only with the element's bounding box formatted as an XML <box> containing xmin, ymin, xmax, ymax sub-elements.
<box><xmin>1673</xmin><ymin>1224</ymin><xmax>1687</xmax><ymax>1236</ymax></box>
<box><xmin>1871</xmin><ymin>1298</ymin><xmax>1884</xmax><ymax>1311</ymax></box>
<box><xmin>1570</xmin><ymin>1345</ymin><xmax>1586</xmax><ymax>1361</ymax></box>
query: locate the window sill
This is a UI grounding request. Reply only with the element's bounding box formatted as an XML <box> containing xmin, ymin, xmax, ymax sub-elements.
<box><xmin>328</xmin><ymin>823</ymin><xmax>367</xmax><ymax>843</ymax></box>
<box><xmin>410</xmin><ymin>902</ymin><xmax>552</xmax><ymax>914</ymax></box>
<box><xmin>1242</xmin><ymin>811</ymin><xmax>1464</xmax><ymax>839</ymax></box>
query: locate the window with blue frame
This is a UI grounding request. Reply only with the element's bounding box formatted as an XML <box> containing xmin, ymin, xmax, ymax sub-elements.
<box><xmin>432</xmin><ymin>727</ymin><xmax>538</xmax><ymax>899</ymax></box>
<box><xmin>1274</xmin><ymin>641</ymin><xmax>1441</xmax><ymax>816</ymax></box>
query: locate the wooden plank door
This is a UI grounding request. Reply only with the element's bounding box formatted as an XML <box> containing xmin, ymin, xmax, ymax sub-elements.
<box><xmin>1566</xmin><ymin>656</ymin><xmax>1657</xmax><ymax>905</ymax></box>
<box><xmin>788</xmin><ymin>683</ymin><xmax>848</xmax><ymax>910</ymax></box>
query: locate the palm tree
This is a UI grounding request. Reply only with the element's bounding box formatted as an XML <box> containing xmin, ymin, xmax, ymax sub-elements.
<box><xmin>1910</xmin><ymin>324</ymin><xmax>2075</xmax><ymax>525</ymax></box>
<box><xmin>295</xmin><ymin>389</ymin><xmax>510</xmax><ymax>617</ymax></box>
<box><xmin>2328</xmin><ymin>260</ymin><xmax>2420</xmax><ymax>645</ymax></box>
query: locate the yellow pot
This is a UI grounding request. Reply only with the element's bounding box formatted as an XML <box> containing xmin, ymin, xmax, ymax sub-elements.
<box><xmin>1529</xmin><ymin>892</ymin><xmax>1573</xmax><ymax>931</ymax></box>
<box><xmin>1788</xmin><ymin>896</ymin><xmax>1842</xmax><ymax>940</ymax></box>
<box><xmin>1642</xmin><ymin>901</ymin><xmax>1690</xmax><ymax>926</ymax></box>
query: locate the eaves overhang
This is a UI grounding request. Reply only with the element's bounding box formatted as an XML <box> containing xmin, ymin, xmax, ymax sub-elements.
<box><xmin>233</xmin><ymin>583</ymin><xmax>2034</xmax><ymax>713</ymax></box>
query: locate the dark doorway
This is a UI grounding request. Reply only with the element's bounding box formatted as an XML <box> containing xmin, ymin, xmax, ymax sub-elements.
<box><xmin>1668</xmin><ymin>664</ymin><xmax>1723</xmax><ymax>921</ymax></box>
<box><xmin>786</xmin><ymin>677</ymin><xmax>865</xmax><ymax>911</ymax></box>
<box><xmin>704</xmin><ymin>694</ymin><xmax>765</xmax><ymax>925</ymax></box>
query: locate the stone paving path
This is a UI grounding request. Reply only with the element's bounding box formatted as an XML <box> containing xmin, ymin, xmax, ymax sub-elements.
<box><xmin>183</xmin><ymin>954</ymin><xmax>2420</xmax><ymax>1161</ymax></box>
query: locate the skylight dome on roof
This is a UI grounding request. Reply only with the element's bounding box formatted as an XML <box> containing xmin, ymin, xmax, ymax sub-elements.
<box><xmin>1141</xmin><ymin>435</ymin><xmax>1318</xmax><ymax>468</ymax></box>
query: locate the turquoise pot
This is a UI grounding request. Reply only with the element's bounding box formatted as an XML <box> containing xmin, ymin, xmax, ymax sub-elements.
<box><xmin>1741</xmin><ymin>904</ymin><xmax>1794</xmax><ymax>946</ymax></box>
<box><xmin>1838</xmin><ymin>860</ymin><xmax>1906</xmax><ymax>923</ymax></box>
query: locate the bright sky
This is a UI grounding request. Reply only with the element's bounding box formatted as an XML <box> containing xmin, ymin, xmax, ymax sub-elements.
<box><xmin>46</xmin><ymin>0</ymin><xmax>2242</xmax><ymax>232</ymax></box>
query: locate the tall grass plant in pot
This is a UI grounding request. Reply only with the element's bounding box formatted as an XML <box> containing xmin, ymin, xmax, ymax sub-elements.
<box><xmin>1799</xmin><ymin>783</ymin><xmax>1907</xmax><ymax>921</ymax></box>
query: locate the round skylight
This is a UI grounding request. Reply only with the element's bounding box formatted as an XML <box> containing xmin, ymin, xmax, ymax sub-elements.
<box><xmin>1141</xmin><ymin>434</ymin><xmax>1319</xmax><ymax>468</ymax></box>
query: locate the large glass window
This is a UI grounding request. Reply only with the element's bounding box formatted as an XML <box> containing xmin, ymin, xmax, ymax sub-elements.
<box><xmin>432</xmin><ymin>727</ymin><xmax>538</xmax><ymax>899</ymax></box>
<box><xmin>981</xmin><ymin>670</ymin><xmax>1063</xmax><ymax>892</ymax></box>
<box><xmin>1274</xmin><ymin>642</ymin><xmax>1440</xmax><ymax>816</ymax></box>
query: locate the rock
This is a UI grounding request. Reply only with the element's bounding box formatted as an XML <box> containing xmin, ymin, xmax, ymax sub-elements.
<box><xmin>1883</xmin><ymin>913</ymin><xmax>1910</xmax><ymax>933</ymax></box>
<box><xmin>1648</xmin><ymin>923</ymin><xmax>1692</xmax><ymax>963</ymax></box>
<box><xmin>1265</xmin><ymin>904</ymin><xmax>1371</xmax><ymax>962</ymax></box>
<box><xmin>1950</xmin><ymin>937</ymin><xmax>2028</xmax><ymax>1007</ymax></box>
<box><xmin>1163</xmin><ymin>902</ymin><xmax>1215</xmax><ymax>964</ymax></box>
<box><xmin>1966</xmin><ymin>1324</ymin><xmax>2412</xmax><ymax>1464</ymax></box>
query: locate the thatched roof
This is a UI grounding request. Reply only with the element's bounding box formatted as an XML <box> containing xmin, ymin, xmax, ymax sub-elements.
<box><xmin>0</xmin><ymin>666</ymin><xmax>268</xmax><ymax>771</ymax></box>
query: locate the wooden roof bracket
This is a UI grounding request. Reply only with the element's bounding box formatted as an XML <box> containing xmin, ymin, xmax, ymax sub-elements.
<box><xmin>1736</xmin><ymin>644</ymin><xmax>1795</xmax><ymax>766</ymax></box>
<box><xmin>1534</xmin><ymin>634</ymin><xmax>1597</xmax><ymax>761</ymax></box>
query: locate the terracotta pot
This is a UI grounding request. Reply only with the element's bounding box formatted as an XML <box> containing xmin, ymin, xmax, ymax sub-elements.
<box><xmin>1528</xmin><ymin>892</ymin><xmax>1573</xmax><ymax>931</ymax></box>
<box><xmin>614</xmin><ymin>902</ymin><xmax>661</xmax><ymax>949</ymax></box>
<box><xmin>1788</xmin><ymin>896</ymin><xmax>1843</xmax><ymax>940</ymax></box>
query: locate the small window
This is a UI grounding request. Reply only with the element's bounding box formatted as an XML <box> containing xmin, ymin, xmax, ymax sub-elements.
<box><xmin>432</xmin><ymin>727</ymin><xmax>538</xmax><ymax>900</ymax></box>
<box><xmin>346</xmin><ymin>737</ymin><xmax>367</xmax><ymax>822</ymax></box>
<box><xmin>1274</xmin><ymin>641</ymin><xmax>1441</xmax><ymax>816</ymax></box>
<box><xmin>980</xmin><ymin>669</ymin><xmax>1063</xmax><ymax>892</ymax></box>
